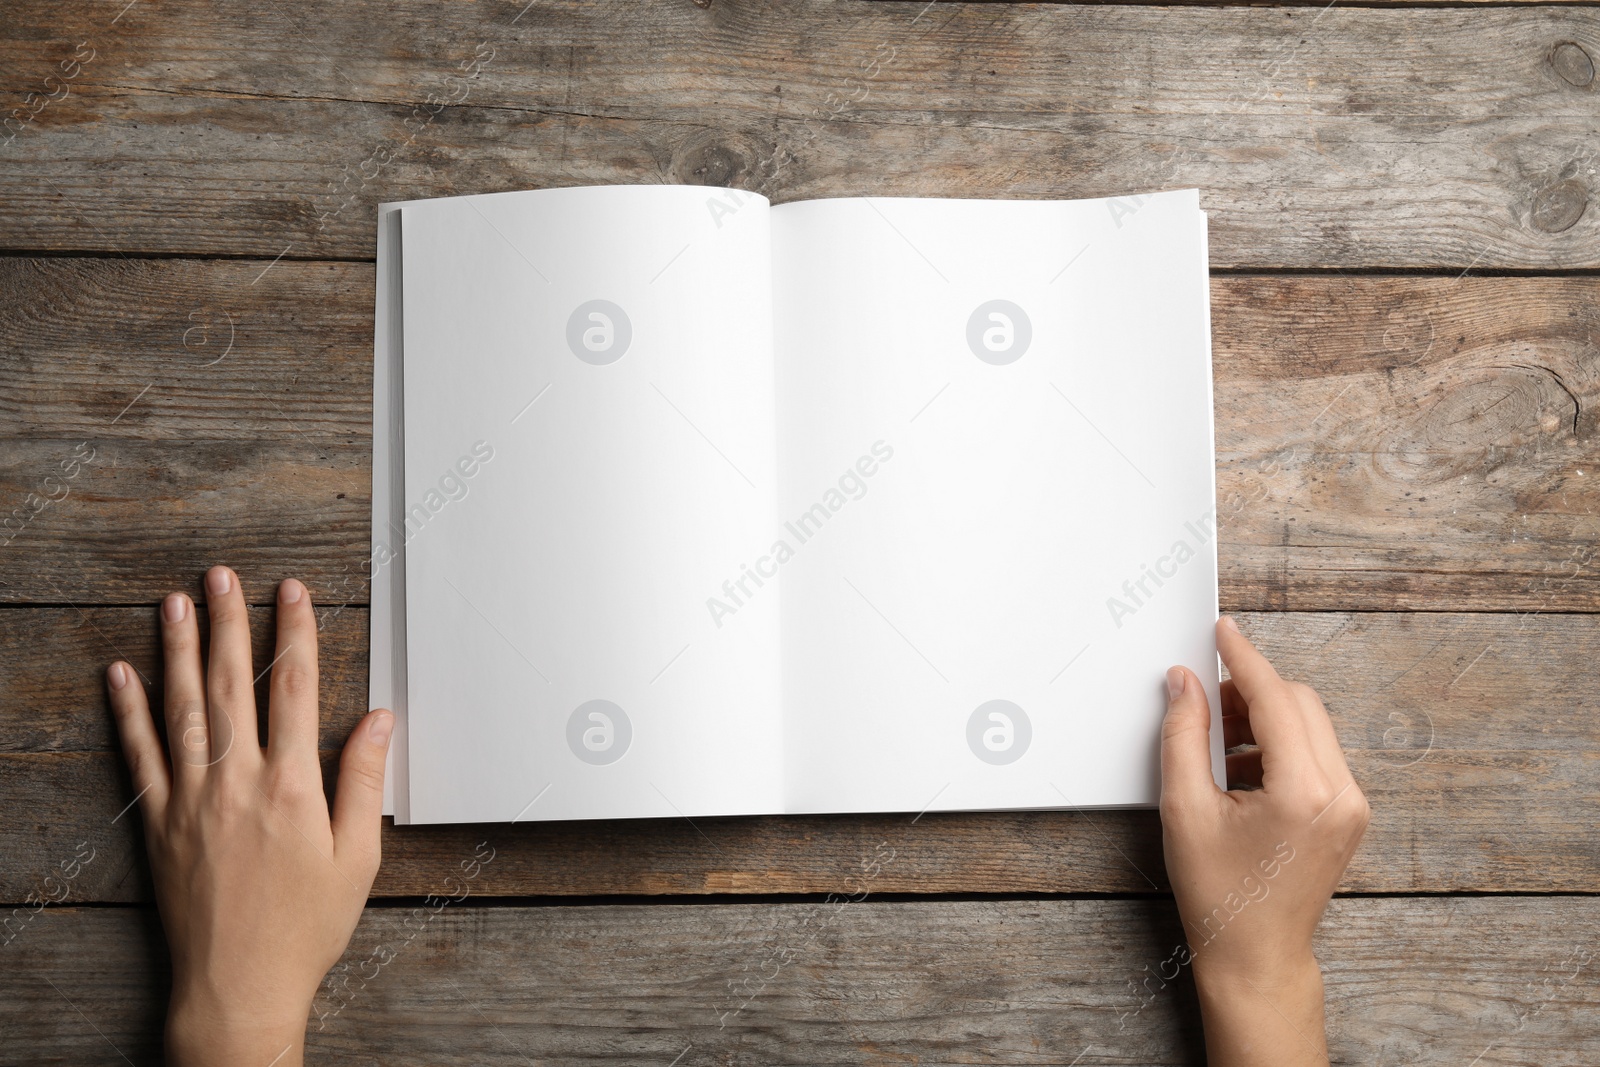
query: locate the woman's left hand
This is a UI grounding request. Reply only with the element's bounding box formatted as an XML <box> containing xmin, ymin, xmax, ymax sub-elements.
<box><xmin>106</xmin><ymin>565</ymin><xmax>393</xmax><ymax>1067</ymax></box>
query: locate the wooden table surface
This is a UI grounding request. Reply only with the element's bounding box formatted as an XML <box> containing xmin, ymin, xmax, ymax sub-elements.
<box><xmin>3</xmin><ymin>1</ymin><xmax>1598</xmax><ymax>1063</ymax></box>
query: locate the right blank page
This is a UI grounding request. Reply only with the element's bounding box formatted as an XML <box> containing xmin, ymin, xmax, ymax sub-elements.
<box><xmin>771</xmin><ymin>190</ymin><xmax>1221</xmax><ymax>816</ymax></box>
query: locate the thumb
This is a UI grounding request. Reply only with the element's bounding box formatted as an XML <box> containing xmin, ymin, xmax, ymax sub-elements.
<box><xmin>332</xmin><ymin>708</ymin><xmax>393</xmax><ymax>872</ymax></box>
<box><xmin>1159</xmin><ymin>667</ymin><xmax>1221</xmax><ymax>811</ymax></box>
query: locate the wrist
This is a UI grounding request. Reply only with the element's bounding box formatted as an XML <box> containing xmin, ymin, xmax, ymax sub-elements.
<box><xmin>1192</xmin><ymin>944</ymin><xmax>1321</xmax><ymax>995</ymax></box>
<box><xmin>1191</xmin><ymin>950</ymin><xmax>1327</xmax><ymax>1067</ymax></box>
<box><xmin>167</xmin><ymin>986</ymin><xmax>308</xmax><ymax>1067</ymax></box>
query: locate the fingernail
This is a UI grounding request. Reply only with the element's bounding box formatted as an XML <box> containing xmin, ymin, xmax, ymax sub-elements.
<box><xmin>1220</xmin><ymin>615</ymin><xmax>1240</xmax><ymax>634</ymax></box>
<box><xmin>162</xmin><ymin>593</ymin><xmax>187</xmax><ymax>623</ymax></box>
<box><xmin>368</xmin><ymin>710</ymin><xmax>394</xmax><ymax>746</ymax></box>
<box><xmin>280</xmin><ymin>578</ymin><xmax>304</xmax><ymax>605</ymax></box>
<box><xmin>108</xmin><ymin>662</ymin><xmax>128</xmax><ymax>691</ymax></box>
<box><xmin>206</xmin><ymin>567</ymin><xmax>231</xmax><ymax>596</ymax></box>
<box><xmin>1166</xmin><ymin>667</ymin><xmax>1185</xmax><ymax>701</ymax></box>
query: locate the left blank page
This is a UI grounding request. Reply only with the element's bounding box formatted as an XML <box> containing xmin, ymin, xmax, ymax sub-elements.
<box><xmin>398</xmin><ymin>185</ymin><xmax>784</xmax><ymax>823</ymax></box>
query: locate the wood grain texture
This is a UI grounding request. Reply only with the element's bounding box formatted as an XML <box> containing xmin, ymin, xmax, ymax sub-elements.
<box><xmin>3</xmin><ymin>898</ymin><xmax>1597</xmax><ymax>1064</ymax></box>
<box><xmin>1215</xmin><ymin>274</ymin><xmax>1600</xmax><ymax>613</ymax></box>
<box><xmin>0</xmin><ymin>257</ymin><xmax>375</xmax><ymax>441</ymax></box>
<box><xmin>3</xmin><ymin>261</ymin><xmax>1595</xmax><ymax>608</ymax></box>
<box><xmin>2</xmin><ymin>0</ymin><xmax>1595</xmax><ymax>1059</ymax></box>
<box><xmin>3</xmin><ymin>610</ymin><xmax>1595</xmax><ymax>902</ymax></box>
<box><xmin>2</xmin><ymin>2</ymin><xmax>1598</xmax><ymax>267</ymax></box>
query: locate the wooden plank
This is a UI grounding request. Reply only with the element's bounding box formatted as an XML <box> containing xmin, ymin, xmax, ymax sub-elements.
<box><xmin>3</xmin><ymin>610</ymin><xmax>1597</xmax><ymax>901</ymax></box>
<box><xmin>0</xmin><ymin>438</ymin><xmax>371</xmax><ymax>604</ymax></box>
<box><xmin>4</xmin><ymin>262</ymin><xmax>1595</xmax><ymax>607</ymax></box>
<box><xmin>2</xmin><ymin>3</ymin><xmax>1598</xmax><ymax>267</ymax></box>
<box><xmin>3</xmin><ymin>898</ymin><xmax>1597</xmax><ymax>1064</ymax></box>
<box><xmin>0</xmin><ymin>257</ymin><xmax>375</xmax><ymax>441</ymax></box>
<box><xmin>1216</xmin><ymin>274</ymin><xmax>1599</xmax><ymax>613</ymax></box>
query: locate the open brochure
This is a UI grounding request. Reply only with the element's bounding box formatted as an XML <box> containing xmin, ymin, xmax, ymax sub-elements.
<box><xmin>370</xmin><ymin>185</ymin><xmax>1222</xmax><ymax>825</ymax></box>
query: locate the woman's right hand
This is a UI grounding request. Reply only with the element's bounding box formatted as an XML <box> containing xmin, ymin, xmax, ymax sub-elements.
<box><xmin>1158</xmin><ymin>616</ymin><xmax>1371</xmax><ymax>1066</ymax></box>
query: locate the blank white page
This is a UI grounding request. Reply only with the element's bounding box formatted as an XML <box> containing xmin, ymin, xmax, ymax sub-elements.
<box><xmin>398</xmin><ymin>185</ymin><xmax>785</xmax><ymax>823</ymax></box>
<box><xmin>770</xmin><ymin>190</ymin><xmax>1222</xmax><ymax>815</ymax></box>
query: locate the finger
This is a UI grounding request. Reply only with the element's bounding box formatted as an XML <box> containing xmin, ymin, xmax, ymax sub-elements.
<box><xmin>1223</xmin><ymin>714</ymin><xmax>1255</xmax><ymax>749</ymax></box>
<box><xmin>202</xmin><ymin>565</ymin><xmax>256</xmax><ymax>771</ymax></box>
<box><xmin>1216</xmin><ymin>616</ymin><xmax>1313</xmax><ymax>762</ymax></box>
<box><xmin>1226</xmin><ymin>747</ymin><xmax>1264</xmax><ymax>790</ymax></box>
<box><xmin>1219</xmin><ymin>678</ymin><xmax>1246</xmax><ymax>717</ymax></box>
<box><xmin>1159</xmin><ymin>666</ymin><xmax>1223</xmax><ymax>809</ymax></box>
<box><xmin>1289</xmin><ymin>687</ymin><xmax>1365</xmax><ymax>810</ymax></box>
<box><xmin>266</xmin><ymin>578</ymin><xmax>321</xmax><ymax>771</ymax></box>
<box><xmin>160</xmin><ymin>592</ymin><xmax>209</xmax><ymax>784</ymax></box>
<box><xmin>1215</xmin><ymin>617</ymin><xmax>1288</xmax><ymax>704</ymax></box>
<box><xmin>1294</xmin><ymin>683</ymin><xmax>1351</xmax><ymax>769</ymax></box>
<box><xmin>331</xmin><ymin>710</ymin><xmax>394</xmax><ymax>878</ymax></box>
<box><xmin>106</xmin><ymin>661</ymin><xmax>170</xmax><ymax>817</ymax></box>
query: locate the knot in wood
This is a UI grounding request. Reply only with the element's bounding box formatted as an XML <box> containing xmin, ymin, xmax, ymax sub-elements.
<box><xmin>1550</xmin><ymin>41</ymin><xmax>1595</xmax><ymax>87</ymax></box>
<box><xmin>672</xmin><ymin>133</ymin><xmax>749</xmax><ymax>188</ymax></box>
<box><xmin>1379</xmin><ymin>365</ymin><xmax>1573</xmax><ymax>485</ymax></box>
<box><xmin>1530</xmin><ymin>179</ymin><xmax>1588</xmax><ymax>234</ymax></box>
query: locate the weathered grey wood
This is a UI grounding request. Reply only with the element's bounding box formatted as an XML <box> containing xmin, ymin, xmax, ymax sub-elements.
<box><xmin>2</xmin><ymin>3</ymin><xmax>1598</xmax><ymax>267</ymax></box>
<box><xmin>1</xmin><ymin>1</ymin><xmax>1594</xmax><ymax>1060</ymax></box>
<box><xmin>2</xmin><ymin>261</ymin><xmax>1596</xmax><ymax>609</ymax></box>
<box><xmin>0</xmin><ymin>438</ymin><xmax>371</xmax><ymax>604</ymax></box>
<box><xmin>3</xmin><ymin>610</ymin><xmax>1596</xmax><ymax>901</ymax></box>
<box><xmin>0</xmin><ymin>257</ymin><xmax>375</xmax><ymax>441</ymax></box>
<box><xmin>1215</xmin><ymin>273</ymin><xmax>1600</xmax><ymax>613</ymax></box>
<box><xmin>3</xmin><ymin>897</ymin><xmax>1597</xmax><ymax>1064</ymax></box>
